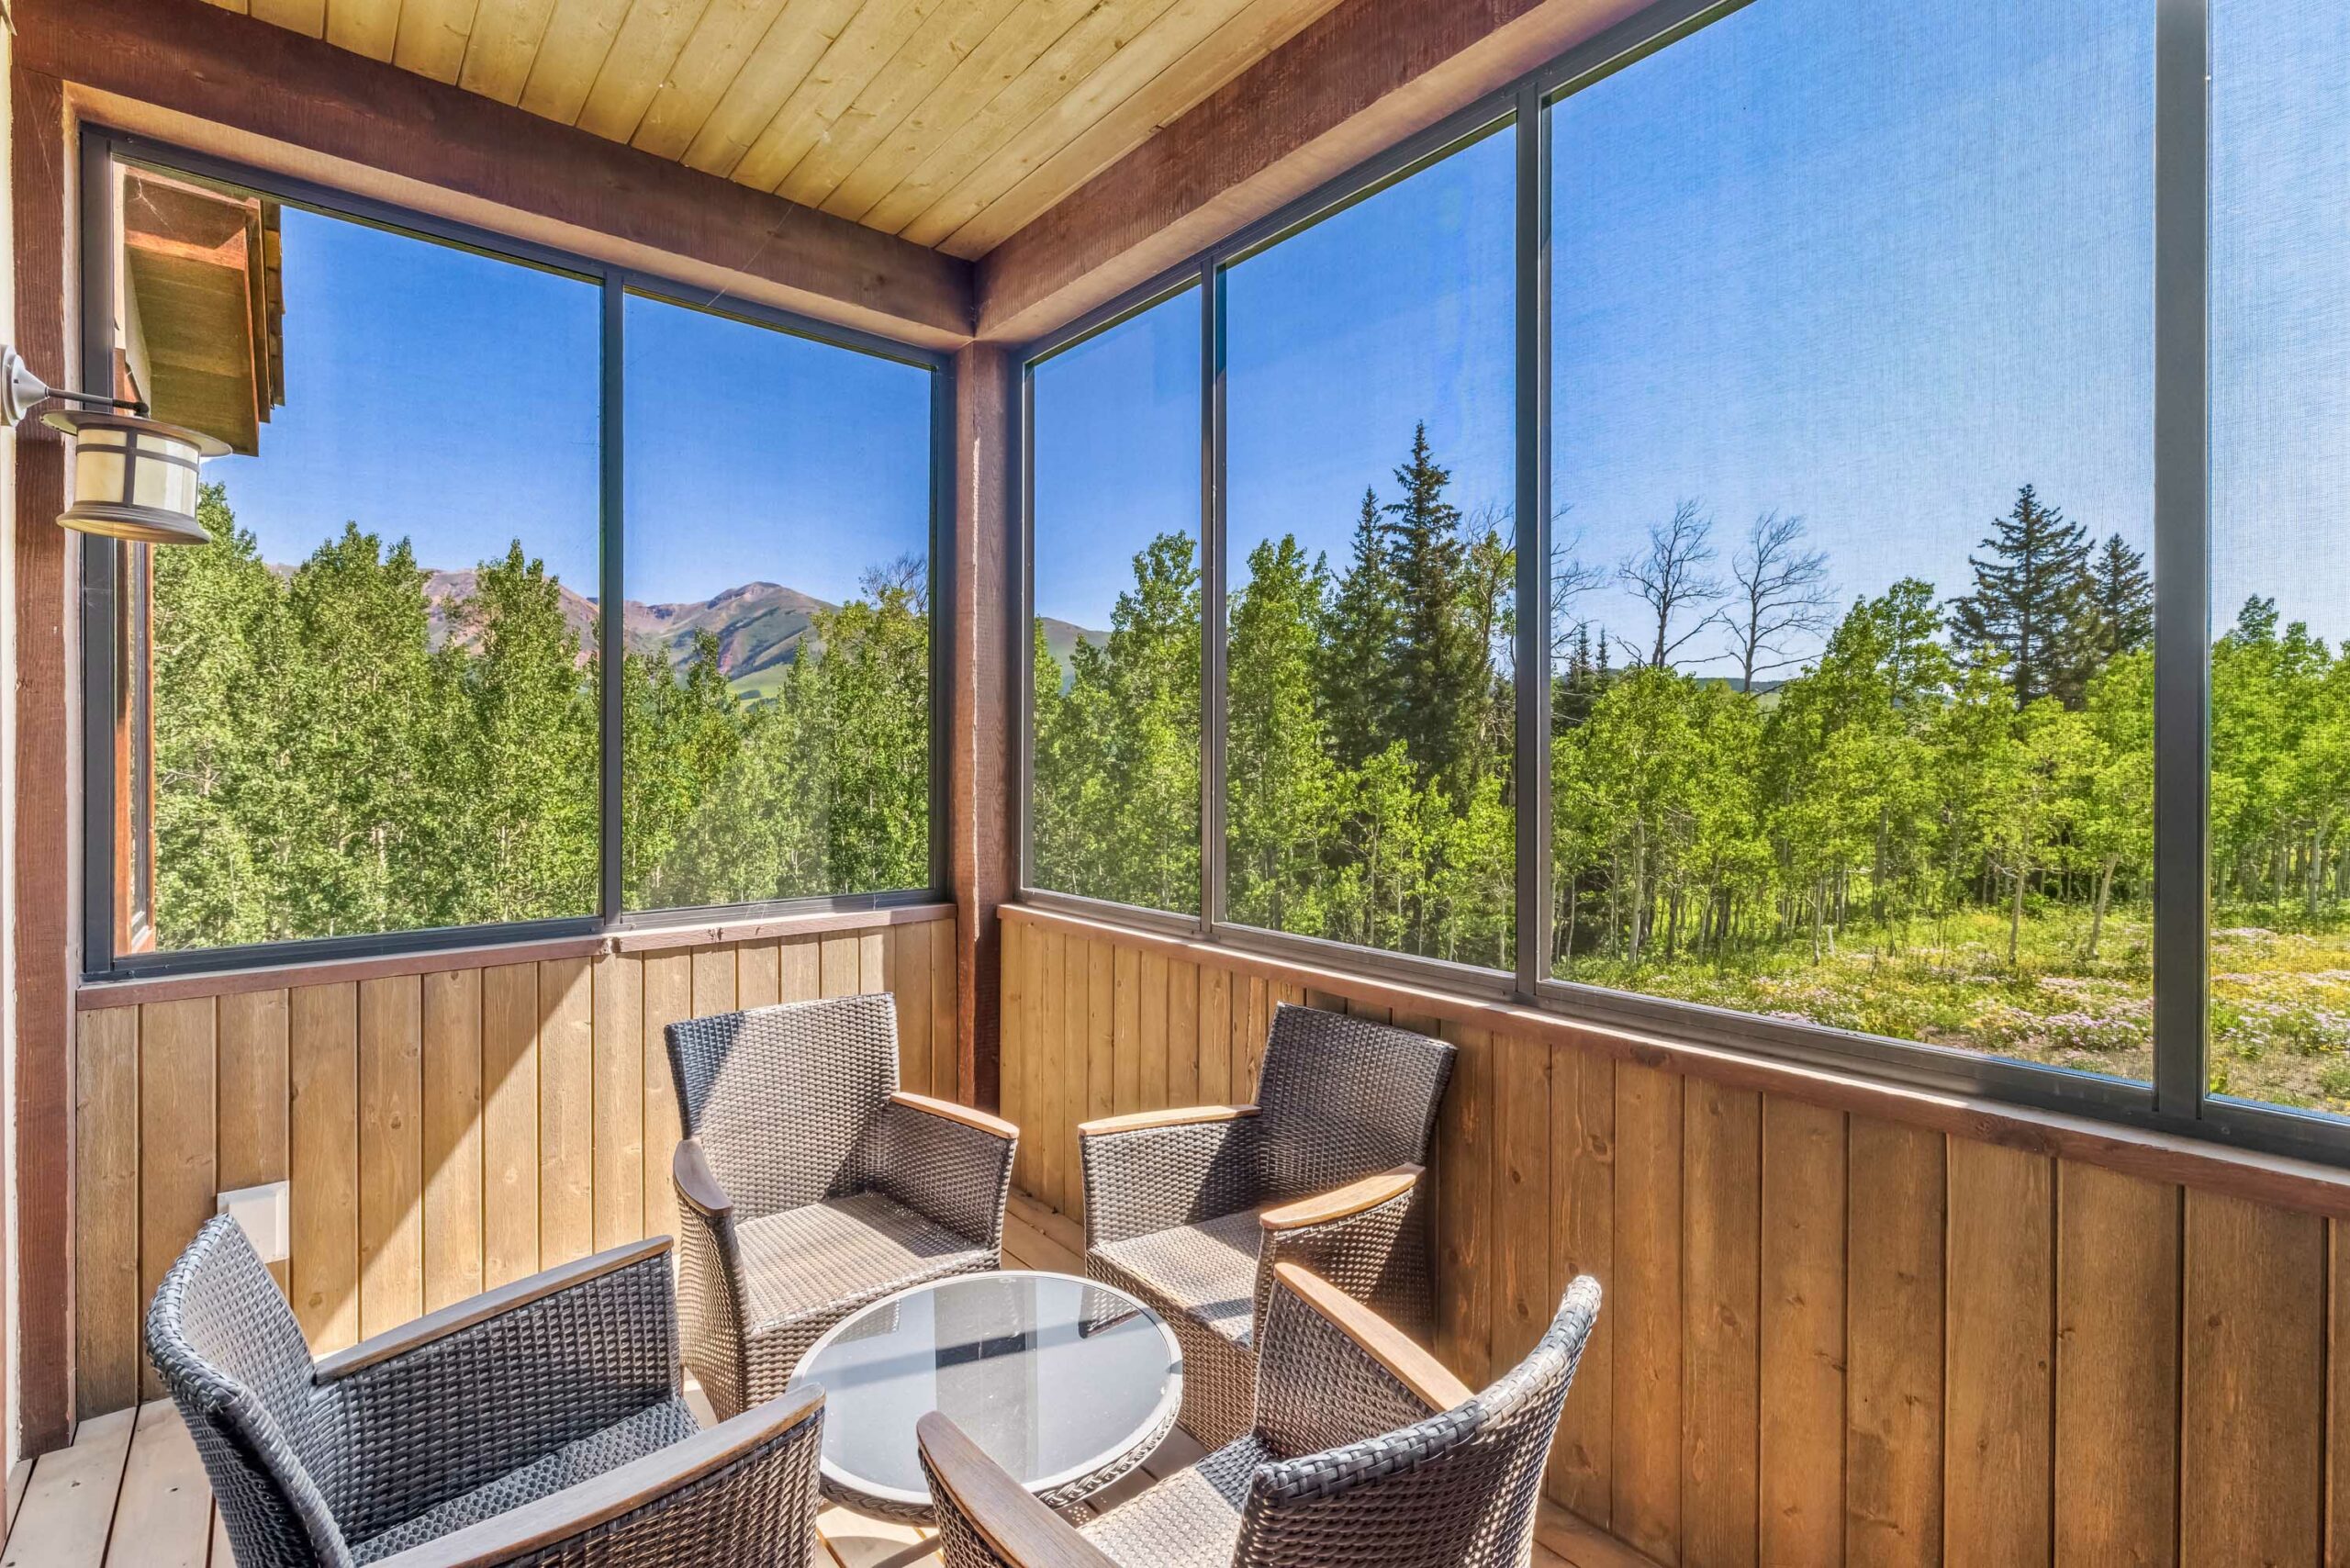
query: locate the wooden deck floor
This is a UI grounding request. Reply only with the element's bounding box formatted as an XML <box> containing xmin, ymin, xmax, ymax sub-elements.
<box><xmin>0</xmin><ymin>1194</ymin><xmax>1598</xmax><ymax>1568</ymax></box>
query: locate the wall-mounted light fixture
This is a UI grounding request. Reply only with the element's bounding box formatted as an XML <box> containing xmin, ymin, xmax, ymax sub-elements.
<box><xmin>3</xmin><ymin>343</ymin><xmax>226</xmax><ymax>546</ymax></box>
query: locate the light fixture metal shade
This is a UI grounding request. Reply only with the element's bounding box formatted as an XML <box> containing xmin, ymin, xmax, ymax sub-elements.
<box><xmin>41</xmin><ymin>408</ymin><xmax>229</xmax><ymax>545</ymax></box>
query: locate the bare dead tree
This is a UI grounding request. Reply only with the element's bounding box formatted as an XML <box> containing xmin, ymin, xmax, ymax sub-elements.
<box><xmin>860</xmin><ymin>551</ymin><xmax>929</xmax><ymax>611</ymax></box>
<box><xmin>1721</xmin><ymin>510</ymin><xmax>1832</xmax><ymax>689</ymax></box>
<box><xmin>1549</xmin><ymin>505</ymin><xmax>1606</xmax><ymax>668</ymax></box>
<box><xmin>1617</xmin><ymin>500</ymin><xmax>1724</xmax><ymax>670</ymax></box>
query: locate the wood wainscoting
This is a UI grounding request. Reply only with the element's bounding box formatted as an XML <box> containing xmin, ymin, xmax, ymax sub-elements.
<box><xmin>1000</xmin><ymin>902</ymin><xmax>2348</xmax><ymax>1568</ymax></box>
<box><xmin>72</xmin><ymin>906</ymin><xmax>959</xmax><ymax>1417</ymax></box>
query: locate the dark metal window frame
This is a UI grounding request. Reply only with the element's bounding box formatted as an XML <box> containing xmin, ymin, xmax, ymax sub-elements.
<box><xmin>1013</xmin><ymin>0</ymin><xmax>2349</xmax><ymax>1167</ymax></box>
<box><xmin>76</xmin><ymin>127</ymin><xmax>957</xmax><ymax>981</ymax></box>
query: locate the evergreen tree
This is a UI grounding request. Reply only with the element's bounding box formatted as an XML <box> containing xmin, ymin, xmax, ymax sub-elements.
<box><xmin>1947</xmin><ymin>485</ymin><xmax>2096</xmax><ymax>707</ymax></box>
<box><xmin>1320</xmin><ymin>488</ymin><xmax>1399</xmax><ymax>770</ymax></box>
<box><xmin>1382</xmin><ymin>423</ymin><xmax>1482</xmax><ymax>796</ymax></box>
<box><xmin>2085</xmin><ymin>532</ymin><xmax>2154</xmax><ymax>662</ymax></box>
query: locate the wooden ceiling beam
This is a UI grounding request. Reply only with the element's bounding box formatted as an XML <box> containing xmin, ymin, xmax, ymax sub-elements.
<box><xmin>974</xmin><ymin>0</ymin><xmax>1649</xmax><ymax>342</ymax></box>
<box><xmin>17</xmin><ymin>0</ymin><xmax>977</xmax><ymax>348</ymax></box>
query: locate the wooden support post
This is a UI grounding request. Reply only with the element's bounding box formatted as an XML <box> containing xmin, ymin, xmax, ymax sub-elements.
<box><xmin>949</xmin><ymin>342</ymin><xmax>1015</xmax><ymax>1112</ymax></box>
<box><xmin>13</xmin><ymin>62</ymin><xmax>77</xmax><ymax>1454</ymax></box>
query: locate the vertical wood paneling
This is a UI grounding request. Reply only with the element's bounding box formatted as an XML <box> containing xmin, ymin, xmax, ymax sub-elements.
<box><xmin>356</xmin><ymin>976</ymin><xmax>424</xmax><ymax>1338</ymax></box>
<box><xmin>480</xmin><ymin>964</ymin><xmax>540</xmax><ymax>1290</ymax></box>
<box><xmin>1241</xmin><ymin>975</ymin><xmax>1269</xmax><ymax>1095</ymax></box>
<box><xmin>692</xmin><ymin>944</ymin><xmax>739</xmax><ymax>1016</ymax></box>
<box><xmin>1612</xmin><ymin>1060</ymin><xmax>1683</xmax><ymax>1565</ymax></box>
<box><xmin>1548</xmin><ymin>1040</ymin><xmax>1614</xmax><ymax>1525</ymax></box>
<box><xmin>2332</xmin><ymin>1219</ymin><xmax>2350</xmax><ymax>1568</ymax></box>
<box><xmin>736</xmin><ymin>940</ymin><xmax>782</xmax><ymax>1010</ymax></box>
<box><xmin>894</xmin><ymin>925</ymin><xmax>932</xmax><ymax>1094</ymax></box>
<box><xmin>1760</xmin><ymin>1096</ymin><xmax>1846</xmax><ymax>1566</ymax></box>
<box><xmin>1434</xmin><ymin>1020</ymin><xmax>1494</xmax><ymax>1387</ymax></box>
<box><xmin>421</xmin><ymin>969</ymin><xmax>485</xmax><ymax>1311</ymax></box>
<box><xmin>1683</xmin><ymin>1080</ymin><xmax>1760</xmax><ymax>1568</ymax></box>
<box><xmin>931</xmin><ymin>924</ymin><xmax>959</xmax><ymax>1103</ymax></box>
<box><xmin>538</xmin><ymin>956</ymin><xmax>596</xmax><ymax>1269</ymax></box>
<box><xmin>216</xmin><ymin>990</ymin><xmax>290</xmax><ymax>1193</ymax></box>
<box><xmin>76</xmin><ymin>1008</ymin><xmax>141</xmax><ymax>1414</ymax></box>
<box><xmin>1945</xmin><ymin>1138</ymin><xmax>2053</xmax><ymax>1567</ymax></box>
<box><xmin>289</xmin><ymin>983</ymin><xmax>360</xmax><ymax>1351</ymax></box>
<box><xmin>1035</xmin><ymin>928</ymin><xmax>1065</xmax><ymax>1215</ymax></box>
<box><xmin>592</xmin><ymin>954</ymin><xmax>644</xmax><ymax>1252</ymax></box>
<box><xmin>1138</xmin><ymin>950</ymin><xmax>1169</xmax><ymax>1112</ymax></box>
<box><xmin>1845</xmin><ymin>1117</ymin><xmax>1944</xmax><ymax>1568</ymax></box>
<box><xmin>1200</xmin><ymin>967</ymin><xmax>1231</xmax><ymax>1104</ymax></box>
<box><xmin>1113</xmin><ymin>946</ymin><xmax>1141</xmax><ymax>1114</ymax></box>
<box><xmin>2055</xmin><ymin>1160</ymin><xmax>2177</xmax><ymax>1568</ymax></box>
<box><xmin>1002</xmin><ymin>920</ymin><xmax>1029</xmax><ymax>1193</ymax></box>
<box><xmin>781</xmin><ymin>935</ymin><xmax>822</xmax><ymax>1004</ymax></box>
<box><xmin>2182</xmin><ymin>1190</ymin><xmax>2323</xmax><ymax>1566</ymax></box>
<box><xmin>1493</xmin><ymin>1034</ymin><xmax>1553</xmax><ymax>1370</ymax></box>
<box><xmin>1168</xmin><ymin>959</ymin><xmax>1199</xmax><ymax>1107</ymax></box>
<box><xmin>641</xmin><ymin>953</ymin><xmax>692</xmax><ymax>1241</ymax></box>
<box><xmin>1062</xmin><ymin>933</ymin><xmax>1091</xmax><ymax>1223</ymax></box>
<box><xmin>859</xmin><ymin>929</ymin><xmax>886</xmax><ymax>994</ymax></box>
<box><xmin>139</xmin><ymin>999</ymin><xmax>218</xmax><ymax>1397</ymax></box>
<box><xmin>820</xmin><ymin>933</ymin><xmax>858</xmax><ymax>998</ymax></box>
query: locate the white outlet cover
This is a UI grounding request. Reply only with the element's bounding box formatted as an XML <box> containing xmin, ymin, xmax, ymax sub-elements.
<box><xmin>217</xmin><ymin>1182</ymin><xmax>290</xmax><ymax>1264</ymax></box>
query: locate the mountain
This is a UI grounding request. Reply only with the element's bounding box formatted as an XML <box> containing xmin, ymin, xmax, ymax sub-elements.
<box><xmin>420</xmin><ymin>571</ymin><xmax>829</xmax><ymax>695</ymax></box>
<box><xmin>1039</xmin><ymin>616</ymin><xmax>1105</xmax><ymax>683</ymax></box>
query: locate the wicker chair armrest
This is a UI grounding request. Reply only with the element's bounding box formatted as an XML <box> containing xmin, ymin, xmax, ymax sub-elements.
<box><xmin>1252</xmin><ymin>1165</ymin><xmax>1434</xmax><ymax>1346</ymax></box>
<box><xmin>1077</xmin><ymin>1111</ymin><xmax>1265</xmax><ymax>1250</ymax></box>
<box><xmin>917</xmin><ymin>1412</ymin><xmax>1122</xmax><ymax>1568</ymax></box>
<box><xmin>673</xmin><ymin>1137</ymin><xmax>735</xmax><ymax>1222</ymax></box>
<box><xmin>317</xmin><ymin>1240</ymin><xmax>684</xmax><ymax>1541</ymax></box>
<box><xmin>368</xmin><ymin>1388</ymin><xmax>825</xmax><ymax>1568</ymax></box>
<box><xmin>855</xmin><ymin>1095</ymin><xmax>1017</xmax><ymax>1251</ymax></box>
<box><xmin>1249</xmin><ymin>1261</ymin><xmax>1470</xmax><ymax>1467</ymax></box>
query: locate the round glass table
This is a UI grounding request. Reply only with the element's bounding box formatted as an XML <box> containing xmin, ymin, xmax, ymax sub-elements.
<box><xmin>786</xmin><ymin>1271</ymin><xmax>1184</xmax><ymax>1524</ymax></box>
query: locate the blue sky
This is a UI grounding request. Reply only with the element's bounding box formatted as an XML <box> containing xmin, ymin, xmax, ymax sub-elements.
<box><xmin>201</xmin><ymin>210</ymin><xmax>934</xmax><ymax>609</ymax></box>
<box><xmin>1035</xmin><ymin>0</ymin><xmax>2350</xmax><ymax>657</ymax></box>
<box><xmin>203</xmin><ymin>0</ymin><xmax>2344</xmax><ymax>644</ymax></box>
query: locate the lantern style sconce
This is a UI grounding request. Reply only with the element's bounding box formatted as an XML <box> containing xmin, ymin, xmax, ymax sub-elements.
<box><xmin>2</xmin><ymin>343</ymin><xmax>226</xmax><ymax>546</ymax></box>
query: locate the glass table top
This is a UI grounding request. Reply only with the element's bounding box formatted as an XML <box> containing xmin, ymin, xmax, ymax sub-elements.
<box><xmin>786</xmin><ymin>1271</ymin><xmax>1184</xmax><ymax>1512</ymax></box>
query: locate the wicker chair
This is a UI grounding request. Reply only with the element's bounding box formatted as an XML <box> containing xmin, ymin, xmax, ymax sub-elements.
<box><xmin>147</xmin><ymin>1214</ymin><xmax>825</xmax><ymax>1568</ymax></box>
<box><xmin>919</xmin><ymin>1261</ymin><xmax>1603</xmax><ymax>1568</ymax></box>
<box><xmin>665</xmin><ymin>991</ymin><xmax>1019</xmax><ymax>1420</ymax></box>
<box><xmin>1079</xmin><ymin>1003</ymin><xmax>1453</xmax><ymax>1447</ymax></box>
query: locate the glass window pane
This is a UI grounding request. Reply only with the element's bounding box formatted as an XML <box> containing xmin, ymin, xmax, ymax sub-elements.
<box><xmin>2210</xmin><ymin>0</ymin><xmax>2350</xmax><ymax>1113</ymax></box>
<box><xmin>1029</xmin><ymin>287</ymin><xmax>1203</xmax><ymax>913</ymax></box>
<box><xmin>1222</xmin><ymin>127</ymin><xmax>1518</xmax><ymax>970</ymax></box>
<box><xmin>130</xmin><ymin>162</ymin><xmax>602</xmax><ymax>950</ymax></box>
<box><xmin>622</xmin><ymin>296</ymin><xmax>934</xmax><ymax>912</ymax></box>
<box><xmin>1548</xmin><ymin>0</ymin><xmax>2156</xmax><ymax>1078</ymax></box>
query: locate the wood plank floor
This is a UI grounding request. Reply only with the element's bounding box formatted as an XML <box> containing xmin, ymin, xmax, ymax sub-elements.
<box><xmin>1</xmin><ymin>1193</ymin><xmax>1583</xmax><ymax>1567</ymax></box>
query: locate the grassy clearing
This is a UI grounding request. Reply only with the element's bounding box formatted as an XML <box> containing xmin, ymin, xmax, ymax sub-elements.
<box><xmin>1556</xmin><ymin>904</ymin><xmax>2350</xmax><ymax>1110</ymax></box>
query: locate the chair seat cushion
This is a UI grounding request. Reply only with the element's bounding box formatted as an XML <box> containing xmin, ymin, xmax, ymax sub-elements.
<box><xmin>1093</xmin><ymin>1209</ymin><xmax>1266</xmax><ymax>1349</ymax></box>
<box><xmin>1080</xmin><ymin>1436</ymin><xmax>1264</xmax><ymax>1568</ymax></box>
<box><xmin>741</xmin><ymin>1191</ymin><xmax>990</xmax><ymax>1334</ymax></box>
<box><xmin>350</xmin><ymin>1397</ymin><xmax>700</xmax><ymax>1562</ymax></box>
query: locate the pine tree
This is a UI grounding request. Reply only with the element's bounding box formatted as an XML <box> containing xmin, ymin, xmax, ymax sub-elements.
<box><xmin>1946</xmin><ymin>485</ymin><xmax>2097</xmax><ymax>707</ymax></box>
<box><xmin>2085</xmin><ymin>532</ymin><xmax>2154</xmax><ymax>662</ymax></box>
<box><xmin>1382</xmin><ymin>423</ymin><xmax>1482</xmax><ymax>797</ymax></box>
<box><xmin>1320</xmin><ymin>487</ymin><xmax>1399</xmax><ymax>770</ymax></box>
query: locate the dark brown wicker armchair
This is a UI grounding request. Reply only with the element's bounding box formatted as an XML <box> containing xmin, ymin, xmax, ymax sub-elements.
<box><xmin>919</xmin><ymin>1261</ymin><xmax>1603</xmax><ymax>1568</ymax></box>
<box><xmin>147</xmin><ymin>1213</ymin><xmax>825</xmax><ymax>1568</ymax></box>
<box><xmin>1079</xmin><ymin>1003</ymin><xmax>1453</xmax><ymax>1447</ymax></box>
<box><xmin>665</xmin><ymin>991</ymin><xmax>1019</xmax><ymax>1419</ymax></box>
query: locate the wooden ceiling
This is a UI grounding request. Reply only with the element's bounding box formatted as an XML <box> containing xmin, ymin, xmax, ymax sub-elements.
<box><xmin>193</xmin><ymin>0</ymin><xmax>1350</xmax><ymax>259</ymax></box>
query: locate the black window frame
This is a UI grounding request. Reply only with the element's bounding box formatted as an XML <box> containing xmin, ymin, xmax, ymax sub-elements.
<box><xmin>76</xmin><ymin>127</ymin><xmax>956</xmax><ymax>981</ymax></box>
<box><xmin>1013</xmin><ymin>0</ymin><xmax>2350</xmax><ymax>1168</ymax></box>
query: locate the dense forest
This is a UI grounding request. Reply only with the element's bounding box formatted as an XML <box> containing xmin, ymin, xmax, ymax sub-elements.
<box><xmin>1032</xmin><ymin>427</ymin><xmax>2350</xmax><ymax>1103</ymax></box>
<box><xmin>151</xmin><ymin>483</ymin><xmax>930</xmax><ymax>948</ymax></box>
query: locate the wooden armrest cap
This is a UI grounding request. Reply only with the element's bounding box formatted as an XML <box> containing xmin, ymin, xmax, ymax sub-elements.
<box><xmin>915</xmin><ymin>1413</ymin><xmax>1121</xmax><ymax>1568</ymax></box>
<box><xmin>1259</xmin><ymin>1164</ymin><xmax>1424</xmax><ymax>1232</ymax></box>
<box><xmin>314</xmin><ymin>1237</ymin><xmax>673</xmax><ymax>1383</ymax></box>
<box><xmin>1078</xmin><ymin>1103</ymin><xmax>1258</xmax><ymax>1137</ymax></box>
<box><xmin>371</xmin><ymin>1387</ymin><xmax>823</xmax><ymax>1568</ymax></box>
<box><xmin>1270</xmin><ymin>1260</ymin><xmax>1472</xmax><ymax>1415</ymax></box>
<box><xmin>672</xmin><ymin>1137</ymin><xmax>733</xmax><ymax>1219</ymax></box>
<box><xmin>892</xmin><ymin>1091</ymin><xmax>1018</xmax><ymax>1141</ymax></box>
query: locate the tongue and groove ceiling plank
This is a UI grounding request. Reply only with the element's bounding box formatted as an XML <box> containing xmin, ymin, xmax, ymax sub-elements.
<box><xmin>186</xmin><ymin>0</ymin><xmax>1353</xmax><ymax>257</ymax></box>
